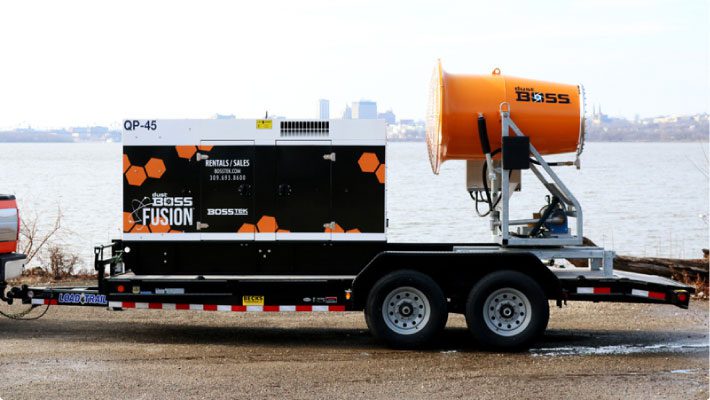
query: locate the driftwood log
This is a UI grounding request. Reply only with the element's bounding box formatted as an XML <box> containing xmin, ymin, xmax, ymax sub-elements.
<box><xmin>567</xmin><ymin>238</ymin><xmax>709</xmax><ymax>280</ymax></box>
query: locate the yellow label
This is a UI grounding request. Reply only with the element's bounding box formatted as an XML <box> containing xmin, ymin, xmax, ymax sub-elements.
<box><xmin>242</xmin><ymin>295</ymin><xmax>265</xmax><ymax>306</ymax></box>
<box><xmin>256</xmin><ymin>120</ymin><xmax>272</xmax><ymax>129</ymax></box>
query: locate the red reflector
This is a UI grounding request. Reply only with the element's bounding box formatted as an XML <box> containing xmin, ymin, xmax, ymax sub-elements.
<box><xmin>648</xmin><ymin>291</ymin><xmax>666</xmax><ymax>300</ymax></box>
<box><xmin>263</xmin><ymin>305</ymin><xmax>279</xmax><ymax>312</ymax></box>
<box><xmin>117</xmin><ymin>285</ymin><xmax>125</xmax><ymax>293</ymax></box>
<box><xmin>176</xmin><ymin>303</ymin><xmax>190</xmax><ymax>310</ymax></box>
<box><xmin>203</xmin><ymin>304</ymin><xmax>217</xmax><ymax>311</ymax></box>
<box><xmin>677</xmin><ymin>293</ymin><xmax>688</xmax><ymax>302</ymax></box>
<box><xmin>594</xmin><ymin>287</ymin><xmax>611</xmax><ymax>294</ymax></box>
<box><xmin>148</xmin><ymin>303</ymin><xmax>162</xmax><ymax>309</ymax></box>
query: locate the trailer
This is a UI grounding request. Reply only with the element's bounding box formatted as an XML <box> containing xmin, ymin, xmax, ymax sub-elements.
<box><xmin>0</xmin><ymin>67</ymin><xmax>694</xmax><ymax>350</ymax></box>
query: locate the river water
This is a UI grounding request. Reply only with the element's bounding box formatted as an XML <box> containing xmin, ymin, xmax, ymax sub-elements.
<box><xmin>0</xmin><ymin>142</ymin><xmax>707</xmax><ymax>269</ymax></box>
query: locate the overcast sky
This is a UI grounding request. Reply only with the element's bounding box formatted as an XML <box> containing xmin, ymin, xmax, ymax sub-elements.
<box><xmin>0</xmin><ymin>0</ymin><xmax>707</xmax><ymax>129</ymax></box>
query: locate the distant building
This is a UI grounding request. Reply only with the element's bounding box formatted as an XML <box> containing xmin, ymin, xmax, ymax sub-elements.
<box><xmin>318</xmin><ymin>99</ymin><xmax>330</xmax><ymax>120</ymax></box>
<box><xmin>342</xmin><ymin>104</ymin><xmax>352</xmax><ymax>119</ymax></box>
<box><xmin>591</xmin><ymin>105</ymin><xmax>610</xmax><ymax>124</ymax></box>
<box><xmin>378</xmin><ymin>110</ymin><xmax>396</xmax><ymax>125</ymax></box>
<box><xmin>352</xmin><ymin>100</ymin><xmax>377</xmax><ymax>119</ymax></box>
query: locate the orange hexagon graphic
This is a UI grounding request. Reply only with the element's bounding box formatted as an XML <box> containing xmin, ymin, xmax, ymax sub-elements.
<box><xmin>123</xmin><ymin>154</ymin><xmax>131</xmax><ymax>173</ymax></box>
<box><xmin>175</xmin><ymin>145</ymin><xmax>197</xmax><ymax>159</ymax></box>
<box><xmin>145</xmin><ymin>158</ymin><xmax>166</xmax><ymax>179</ymax></box>
<box><xmin>325</xmin><ymin>223</ymin><xmax>344</xmax><ymax>233</ymax></box>
<box><xmin>123</xmin><ymin>212</ymin><xmax>135</xmax><ymax>232</ymax></box>
<box><xmin>132</xmin><ymin>224</ymin><xmax>150</xmax><ymax>233</ymax></box>
<box><xmin>375</xmin><ymin>163</ymin><xmax>385</xmax><ymax>184</ymax></box>
<box><xmin>257</xmin><ymin>216</ymin><xmax>278</xmax><ymax>233</ymax></box>
<box><xmin>277</xmin><ymin>229</ymin><xmax>290</xmax><ymax>233</ymax></box>
<box><xmin>346</xmin><ymin>228</ymin><xmax>361</xmax><ymax>233</ymax></box>
<box><xmin>197</xmin><ymin>145</ymin><xmax>214</xmax><ymax>151</ymax></box>
<box><xmin>149</xmin><ymin>220</ymin><xmax>171</xmax><ymax>233</ymax></box>
<box><xmin>358</xmin><ymin>152</ymin><xmax>380</xmax><ymax>173</ymax></box>
<box><xmin>238</xmin><ymin>223</ymin><xmax>256</xmax><ymax>233</ymax></box>
<box><xmin>125</xmin><ymin>166</ymin><xmax>147</xmax><ymax>186</ymax></box>
<box><xmin>169</xmin><ymin>229</ymin><xmax>183</xmax><ymax>234</ymax></box>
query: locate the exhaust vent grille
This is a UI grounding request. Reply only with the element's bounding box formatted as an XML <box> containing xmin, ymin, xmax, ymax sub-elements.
<box><xmin>280</xmin><ymin>121</ymin><xmax>329</xmax><ymax>136</ymax></box>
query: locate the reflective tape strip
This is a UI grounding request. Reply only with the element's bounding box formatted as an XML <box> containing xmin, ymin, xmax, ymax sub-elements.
<box><xmin>32</xmin><ymin>299</ymin><xmax>59</xmax><ymax>306</ymax></box>
<box><xmin>107</xmin><ymin>302</ymin><xmax>346</xmax><ymax>312</ymax></box>
<box><xmin>631</xmin><ymin>289</ymin><xmax>666</xmax><ymax>300</ymax></box>
<box><xmin>576</xmin><ymin>287</ymin><xmax>611</xmax><ymax>294</ymax></box>
<box><xmin>31</xmin><ymin>299</ymin><xmax>58</xmax><ymax>305</ymax></box>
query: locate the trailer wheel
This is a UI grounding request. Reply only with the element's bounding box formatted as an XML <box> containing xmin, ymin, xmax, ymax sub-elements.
<box><xmin>465</xmin><ymin>271</ymin><xmax>548</xmax><ymax>350</ymax></box>
<box><xmin>365</xmin><ymin>270</ymin><xmax>447</xmax><ymax>349</ymax></box>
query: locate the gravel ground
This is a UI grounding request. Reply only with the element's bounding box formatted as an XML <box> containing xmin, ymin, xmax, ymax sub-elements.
<box><xmin>0</xmin><ymin>300</ymin><xmax>707</xmax><ymax>400</ymax></box>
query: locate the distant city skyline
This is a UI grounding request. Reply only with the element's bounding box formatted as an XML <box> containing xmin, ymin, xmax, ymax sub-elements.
<box><xmin>0</xmin><ymin>1</ymin><xmax>707</xmax><ymax>129</ymax></box>
<box><xmin>318</xmin><ymin>99</ymin><xmax>329</xmax><ymax>120</ymax></box>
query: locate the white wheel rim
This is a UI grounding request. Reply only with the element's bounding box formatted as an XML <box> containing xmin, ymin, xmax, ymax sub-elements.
<box><xmin>482</xmin><ymin>288</ymin><xmax>532</xmax><ymax>337</ymax></box>
<box><xmin>382</xmin><ymin>286</ymin><xmax>430</xmax><ymax>335</ymax></box>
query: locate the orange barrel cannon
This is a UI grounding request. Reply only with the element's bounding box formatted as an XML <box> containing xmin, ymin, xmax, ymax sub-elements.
<box><xmin>426</xmin><ymin>61</ymin><xmax>585</xmax><ymax>173</ymax></box>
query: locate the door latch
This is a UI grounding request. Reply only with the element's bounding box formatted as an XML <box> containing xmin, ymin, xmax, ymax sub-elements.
<box><xmin>196</xmin><ymin>221</ymin><xmax>209</xmax><ymax>230</ymax></box>
<box><xmin>322</xmin><ymin>152</ymin><xmax>336</xmax><ymax>162</ymax></box>
<box><xmin>196</xmin><ymin>153</ymin><xmax>209</xmax><ymax>161</ymax></box>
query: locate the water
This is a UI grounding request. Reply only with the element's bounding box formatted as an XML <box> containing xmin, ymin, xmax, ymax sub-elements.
<box><xmin>0</xmin><ymin>142</ymin><xmax>707</xmax><ymax>270</ymax></box>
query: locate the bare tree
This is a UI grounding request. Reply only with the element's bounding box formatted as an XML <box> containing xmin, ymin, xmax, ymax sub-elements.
<box><xmin>18</xmin><ymin>206</ymin><xmax>63</xmax><ymax>266</ymax></box>
<box><xmin>45</xmin><ymin>245</ymin><xmax>80</xmax><ymax>279</ymax></box>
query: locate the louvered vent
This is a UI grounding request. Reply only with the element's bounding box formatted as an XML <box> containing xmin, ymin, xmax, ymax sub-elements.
<box><xmin>280</xmin><ymin>121</ymin><xmax>329</xmax><ymax>136</ymax></box>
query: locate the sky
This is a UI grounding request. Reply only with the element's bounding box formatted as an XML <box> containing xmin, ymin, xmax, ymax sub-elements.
<box><xmin>0</xmin><ymin>0</ymin><xmax>707</xmax><ymax>129</ymax></box>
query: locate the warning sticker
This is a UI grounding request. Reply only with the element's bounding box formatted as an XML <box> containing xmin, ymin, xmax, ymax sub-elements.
<box><xmin>242</xmin><ymin>295</ymin><xmax>265</xmax><ymax>306</ymax></box>
<box><xmin>256</xmin><ymin>120</ymin><xmax>273</xmax><ymax>129</ymax></box>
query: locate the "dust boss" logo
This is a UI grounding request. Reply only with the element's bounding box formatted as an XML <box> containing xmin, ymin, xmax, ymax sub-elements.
<box><xmin>515</xmin><ymin>86</ymin><xmax>570</xmax><ymax>104</ymax></box>
<box><xmin>131</xmin><ymin>193</ymin><xmax>194</xmax><ymax>228</ymax></box>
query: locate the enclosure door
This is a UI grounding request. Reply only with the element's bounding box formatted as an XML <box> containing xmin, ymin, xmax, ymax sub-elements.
<box><xmin>275</xmin><ymin>140</ymin><xmax>332</xmax><ymax>240</ymax></box>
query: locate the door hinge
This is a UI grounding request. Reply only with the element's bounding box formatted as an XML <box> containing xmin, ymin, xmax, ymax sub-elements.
<box><xmin>196</xmin><ymin>153</ymin><xmax>209</xmax><ymax>161</ymax></box>
<box><xmin>196</xmin><ymin>221</ymin><xmax>209</xmax><ymax>230</ymax></box>
<box><xmin>323</xmin><ymin>152</ymin><xmax>336</xmax><ymax>162</ymax></box>
<box><xmin>323</xmin><ymin>221</ymin><xmax>336</xmax><ymax>230</ymax></box>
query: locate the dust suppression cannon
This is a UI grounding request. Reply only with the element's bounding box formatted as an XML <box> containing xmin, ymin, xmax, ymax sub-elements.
<box><xmin>426</xmin><ymin>61</ymin><xmax>587</xmax><ymax>248</ymax></box>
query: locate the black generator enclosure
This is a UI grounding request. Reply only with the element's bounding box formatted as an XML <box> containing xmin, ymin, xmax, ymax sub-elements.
<box><xmin>121</xmin><ymin>119</ymin><xmax>387</xmax><ymax>276</ymax></box>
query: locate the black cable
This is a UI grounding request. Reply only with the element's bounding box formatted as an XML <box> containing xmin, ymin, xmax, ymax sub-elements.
<box><xmin>481</xmin><ymin>148</ymin><xmax>502</xmax><ymax>208</ymax></box>
<box><xmin>469</xmin><ymin>148</ymin><xmax>507</xmax><ymax>217</ymax></box>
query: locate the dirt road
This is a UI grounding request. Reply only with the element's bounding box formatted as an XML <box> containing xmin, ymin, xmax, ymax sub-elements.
<box><xmin>0</xmin><ymin>300</ymin><xmax>707</xmax><ymax>400</ymax></box>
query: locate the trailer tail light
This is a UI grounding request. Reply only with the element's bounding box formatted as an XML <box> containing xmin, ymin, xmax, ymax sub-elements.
<box><xmin>673</xmin><ymin>290</ymin><xmax>690</xmax><ymax>308</ymax></box>
<box><xmin>117</xmin><ymin>285</ymin><xmax>126</xmax><ymax>293</ymax></box>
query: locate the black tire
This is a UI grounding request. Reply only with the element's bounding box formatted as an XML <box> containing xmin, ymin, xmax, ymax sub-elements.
<box><xmin>365</xmin><ymin>270</ymin><xmax>448</xmax><ymax>349</ymax></box>
<box><xmin>465</xmin><ymin>271</ymin><xmax>549</xmax><ymax>351</ymax></box>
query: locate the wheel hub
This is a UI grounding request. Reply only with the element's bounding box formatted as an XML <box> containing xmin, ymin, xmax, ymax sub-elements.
<box><xmin>499</xmin><ymin>304</ymin><xmax>514</xmax><ymax>318</ymax></box>
<box><xmin>398</xmin><ymin>302</ymin><xmax>414</xmax><ymax>317</ymax></box>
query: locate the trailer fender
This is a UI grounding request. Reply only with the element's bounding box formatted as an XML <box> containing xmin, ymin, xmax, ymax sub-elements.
<box><xmin>352</xmin><ymin>251</ymin><xmax>561</xmax><ymax>310</ymax></box>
